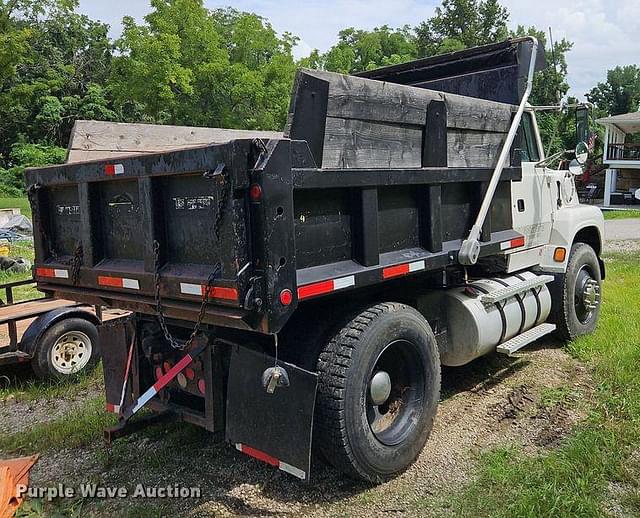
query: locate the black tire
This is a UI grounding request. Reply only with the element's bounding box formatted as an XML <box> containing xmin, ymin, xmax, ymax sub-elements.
<box><xmin>549</xmin><ymin>243</ymin><xmax>602</xmax><ymax>342</ymax></box>
<box><xmin>315</xmin><ymin>302</ymin><xmax>441</xmax><ymax>483</ymax></box>
<box><xmin>31</xmin><ymin>318</ymin><xmax>100</xmax><ymax>380</ymax></box>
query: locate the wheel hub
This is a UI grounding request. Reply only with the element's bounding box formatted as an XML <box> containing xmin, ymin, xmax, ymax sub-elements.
<box><xmin>51</xmin><ymin>331</ymin><xmax>92</xmax><ymax>375</ymax></box>
<box><xmin>582</xmin><ymin>278</ymin><xmax>600</xmax><ymax>311</ymax></box>
<box><xmin>369</xmin><ymin>370</ymin><xmax>392</xmax><ymax>406</ymax></box>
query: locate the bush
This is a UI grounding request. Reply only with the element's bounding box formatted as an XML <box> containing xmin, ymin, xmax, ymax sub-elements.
<box><xmin>0</xmin><ymin>142</ymin><xmax>66</xmax><ymax>195</ymax></box>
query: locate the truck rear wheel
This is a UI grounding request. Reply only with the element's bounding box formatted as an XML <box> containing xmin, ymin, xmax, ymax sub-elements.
<box><xmin>315</xmin><ymin>302</ymin><xmax>441</xmax><ymax>483</ymax></box>
<box><xmin>550</xmin><ymin>242</ymin><xmax>602</xmax><ymax>341</ymax></box>
<box><xmin>32</xmin><ymin>318</ymin><xmax>100</xmax><ymax>380</ymax></box>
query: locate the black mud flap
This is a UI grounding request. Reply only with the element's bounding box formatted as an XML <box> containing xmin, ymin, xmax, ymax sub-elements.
<box><xmin>99</xmin><ymin>318</ymin><xmax>135</xmax><ymax>414</ymax></box>
<box><xmin>226</xmin><ymin>344</ymin><xmax>318</xmax><ymax>481</ymax></box>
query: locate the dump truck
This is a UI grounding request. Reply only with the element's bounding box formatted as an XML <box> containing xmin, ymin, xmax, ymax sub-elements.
<box><xmin>25</xmin><ymin>37</ymin><xmax>604</xmax><ymax>483</ymax></box>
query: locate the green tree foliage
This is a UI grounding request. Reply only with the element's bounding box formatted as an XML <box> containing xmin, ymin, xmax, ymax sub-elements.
<box><xmin>318</xmin><ymin>25</ymin><xmax>417</xmax><ymax>73</ymax></box>
<box><xmin>586</xmin><ymin>65</ymin><xmax>640</xmax><ymax>116</ymax></box>
<box><xmin>0</xmin><ymin>142</ymin><xmax>66</xmax><ymax>195</ymax></box>
<box><xmin>415</xmin><ymin>0</ymin><xmax>509</xmax><ymax>56</ymax></box>
<box><xmin>110</xmin><ymin>1</ymin><xmax>297</xmax><ymax>130</ymax></box>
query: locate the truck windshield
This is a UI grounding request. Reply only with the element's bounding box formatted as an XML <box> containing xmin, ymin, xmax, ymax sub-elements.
<box><xmin>520</xmin><ymin>112</ymin><xmax>540</xmax><ymax>162</ymax></box>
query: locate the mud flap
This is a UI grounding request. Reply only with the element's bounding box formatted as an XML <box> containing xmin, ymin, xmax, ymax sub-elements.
<box><xmin>99</xmin><ymin>318</ymin><xmax>135</xmax><ymax>414</ymax></box>
<box><xmin>226</xmin><ymin>344</ymin><xmax>318</xmax><ymax>481</ymax></box>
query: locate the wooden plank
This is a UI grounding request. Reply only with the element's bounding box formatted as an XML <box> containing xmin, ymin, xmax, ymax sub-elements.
<box><xmin>66</xmin><ymin>120</ymin><xmax>281</xmax><ymax>164</ymax></box>
<box><xmin>447</xmin><ymin>130</ymin><xmax>506</xmax><ymax>168</ymax></box>
<box><xmin>301</xmin><ymin>69</ymin><xmax>513</xmax><ymax>131</ymax></box>
<box><xmin>322</xmin><ymin>117</ymin><xmax>423</xmax><ymax>169</ymax></box>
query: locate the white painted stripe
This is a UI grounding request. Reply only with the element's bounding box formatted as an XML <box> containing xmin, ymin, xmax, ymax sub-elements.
<box><xmin>180</xmin><ymin>282</ymin><xmax>202</xmax><ymax>296</ymax></box>
<box><xmin>122</xmin><ymin>278</ymin><xmax>140</xmax><ymax>290</ymax></box>
<box><xmin>278</xmin><ymin>461</ymin><xmax>306</xmax><ymax>480</ymax></box>
<box><xmin>237</xmin><ymin>262</ymin><xmax>250</xmax><ymax>277</ymax></box>
<box><xmin>235</xmin><ymin>443</ymin><xmax>243</xmax><ymax>452</ymax></box>
<box><xmin>500</xmin><ymin>241</ymin><xmax>510</xmax><ymax>250</ymax></box>
<box><xmin>131</xmin><ymin>387</ymin><xmax>157</xmax><ymax>414</ymax></box>
<box><xmin>114</xmin><ymin>163</ymin><xmax>124</xmax><ymax>175</ymax></box>
<box><xmin>109</xmin><ymin>404</ymin><xmax>120</xmax><ymax>413</ymax></box>
<box><xmin>332</xmin><ymin>275</ymin><xmax>355</xmax><ymax>290</ymax></box>
<box><xmin>54</xmin><ymin>269</ymin><xmax>69</xmax><ymax>278</ymax></box>
<box><xmin>408</xmin><ymin>260</ymin><xmax>425</xmax><ymax>272</ymax></box>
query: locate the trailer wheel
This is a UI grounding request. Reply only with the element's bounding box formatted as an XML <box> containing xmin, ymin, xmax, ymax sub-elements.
<box><xmin>550</xmin><ymin>242</ymin><xmax>602</xmax><ymax>341</ymax></box>
<box><xmin>315</xmin><ymin>302</ymin><xmax>441</xmax><ymax>483</ymax></box>
<box><xmin>32</xmin><ymin>318</ymin><xmax>100</xmax><ymax>380</ymax></box>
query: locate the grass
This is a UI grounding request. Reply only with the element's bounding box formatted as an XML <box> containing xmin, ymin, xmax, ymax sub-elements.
<box><xmin>0</xmin><ymin>239</ymin><xmax>40</xmax><ymax>301</ymax></box>
<box><xmin>0</xmin><ymin>196</ymin><xmax>31</xmax><ymax>219</ymax></box>
<box><xmin>603</xmin><ymin>209</ymin><xmax>640</xmax><ymax>220</ymax></box>
<box><xmin>436</xmin><ymin>251</ymin><xmax>640</xmax><ymax>517</ymax></box>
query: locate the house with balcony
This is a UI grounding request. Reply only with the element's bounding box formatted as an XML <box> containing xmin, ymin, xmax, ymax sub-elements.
<box><xmin>597</xmin><ymin>112</ymin><xmax>640</xmax><ymax>206</ymax></box>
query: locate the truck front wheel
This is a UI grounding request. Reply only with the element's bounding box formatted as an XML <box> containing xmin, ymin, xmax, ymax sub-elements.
<box><xmin>550</xmin><ymin>242</ymin><xmax>602</xmax><ymax>341</ymax></box>
<box><xmin>314</xmin><ymin>302</ymin><xmax>441</xmax><ymax>483</ymax></box>
<box><xmin>32</xmin><ymin>318</ymin><xmax>100</xmax><ymax>380</ymax></box>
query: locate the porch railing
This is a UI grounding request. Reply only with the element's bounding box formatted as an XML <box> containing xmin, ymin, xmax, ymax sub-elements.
<box><xmin>607</xmin><ymin>142</ymin><xmax>640</xmax><ymax>161</ymax></box>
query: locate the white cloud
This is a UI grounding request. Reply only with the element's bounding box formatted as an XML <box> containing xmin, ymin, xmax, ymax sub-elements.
<box><xmin>78</xmin><ymin>0</ymin><xmax>640</xmax><ymax>99</ymax></box>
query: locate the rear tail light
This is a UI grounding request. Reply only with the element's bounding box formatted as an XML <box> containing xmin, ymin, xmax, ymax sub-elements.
<box><xmin>198</xmin><ymin>379</ymin><xmax>206</xmax><ymax>395</ymax></box>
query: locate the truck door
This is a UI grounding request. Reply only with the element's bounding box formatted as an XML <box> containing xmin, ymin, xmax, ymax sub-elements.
<box><xmin>511</xmin><ymin>111</ymin><xmax>554</xmax><ymax>248</ymax></box>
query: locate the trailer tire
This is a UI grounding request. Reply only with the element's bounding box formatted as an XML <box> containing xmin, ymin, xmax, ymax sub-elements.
<box><xmin>32</xmin><ymin>318</ymin><xmax>100</xmax><ymax>380</ymax></box>
<box><xmin>315</xmin><ymin>302</ymin><xmax>440</xmax><ymax>483</ymax></box>
<box><xmin>550</xmin><ymin>242</ymin><xmax>602</xmax><ymax>342</ymax></box>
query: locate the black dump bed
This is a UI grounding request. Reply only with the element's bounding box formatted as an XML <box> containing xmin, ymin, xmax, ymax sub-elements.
<box><xmin>26</xmin><ymin>40</ymin><xmax>536</xmax><ymax>335</ymax></box>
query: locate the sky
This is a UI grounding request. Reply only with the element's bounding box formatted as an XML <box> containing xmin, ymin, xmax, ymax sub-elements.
<box><xmin>77</xmin><ymin>0</ymin><xmax>640</xmax><ymax>100</ymax></box>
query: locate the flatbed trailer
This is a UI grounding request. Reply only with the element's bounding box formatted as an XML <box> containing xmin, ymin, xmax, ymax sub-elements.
<box><xmin>25</xmin><ymin>38</ymin><xmax>604</xmax><ymax>482</ymax></box>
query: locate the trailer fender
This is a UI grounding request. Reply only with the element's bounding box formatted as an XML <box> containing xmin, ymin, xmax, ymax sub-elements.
<box><xmin>20</xmin><ymin>307</ymin><xmax>101</xmax><ymax>358</ymax></box>
<box><xmin>226</xmin><ymin>344</ymin><xmax>318</xmax><ymax>481</ymax></box>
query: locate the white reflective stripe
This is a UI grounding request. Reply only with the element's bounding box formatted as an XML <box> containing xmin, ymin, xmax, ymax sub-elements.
<box><xmin>180</xmin><ymin>282</ymin><xmax>202</xmax><ymax>296</ymax></box>
<box><xmin>54</xmin><ymin>269</ymin><xmax>69</xmax><ymax>278</ymax></box>
<box><xmin>110</xmin><ymin>404</ymin><xmax>120</xmax><ymax>413</ymax></box>
<box><xmin>500</xmin><ymin>241</ymin><xmax>511</xmax><ymax>250</ymax></box>
<box><xmin>278</xmin><ymin>461</ymin><xmax>306</xmax><ymax>480</ymax></box>
<box><xmin>122</xmin><ymin>278</ymin><xmax>139</xmax><ymax>290</ymax></box>
<box><xmin>332</xmin><ymin>275</ymin><xmax>355</xmax><ymax>290</ymax></box>
<box><xmin>114</xmin><ymin>164</ymin><xmax>124</xmax><ymax>175</ymax></box>
<box><xmin>131</xmin><ymin>387</ymin><xmax>157</xmax><ymax>414</ymax></box>
<box><xmin>235</xmin><ymin>443</ymin><xmax>243</xmax><ymax>452</ymax></box>
<box><xmin>408</xmin><ymin>260</ymin><xmax>425</xmax><ymax>272</ymax></box>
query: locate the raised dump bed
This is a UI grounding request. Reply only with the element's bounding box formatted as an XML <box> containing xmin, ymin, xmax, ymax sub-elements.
<box><xmin>25</xmin><ymin>41</ymin><xmax>538</xmax><ymax>336</ymax></box>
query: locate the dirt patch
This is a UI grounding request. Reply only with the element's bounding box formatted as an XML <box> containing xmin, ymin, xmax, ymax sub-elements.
<box><xmin>0</xmin><ymin>340</ymin><xmax>595</xmax><ymax>517</ymax></box>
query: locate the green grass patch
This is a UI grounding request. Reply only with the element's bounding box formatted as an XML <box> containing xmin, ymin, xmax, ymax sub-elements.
<box><xmin>435</xmin><ymin>252</ymin><xmax>640</xmax><ymax>517</ymax></box>
<box><xmin>603</xmin><ymin>209</ymin><xmax>640</xmax><ymax>220</ymax></box>
<box><xmin>0</xmin><ymin>395</ymin><xmax>116</xmax><ymax>453</ymax></box>
<box><xmin>0</xmin><ymin>239</ymin><xmax>40</xmax><ymax>301</ymax></box>
<box><xmin>0</xmin><ymin>197</ymin><xmax>31</xmax><ymax>219</ymax></box>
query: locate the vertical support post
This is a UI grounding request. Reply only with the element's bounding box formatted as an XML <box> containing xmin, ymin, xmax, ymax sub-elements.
<box><xmin>139</xmin><ymin>177</ymin><xmax>159</xmax><ymax>272</ymax></box>
<box><xmin>352</xmin><ymin>187</ymin><xmax>379</xmax><ymax>267</ymax></box>
<box><xmin>78</xmin><ymin>182</ymin><xmax>95</xmax><ymax>266</ymax></box>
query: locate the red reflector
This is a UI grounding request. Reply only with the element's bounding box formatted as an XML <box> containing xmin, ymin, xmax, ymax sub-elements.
<box><xmin>98</xmin><ymin>276</ymin><xmax>123</xmax><ymax>288</ymax></box>
<box><xmin>105</xmin><ymin>164</ymin><xmax>115</xmax><ymax>175</ymax></box>
<box><xmin>382</xmin><ymin>263</ymin><xmax>410</xmax><ymax>279</ymax></box>
<box><xmin>204</xmin><ymin>286</ymin><xmax>239</xmax><ymax>301</ymax></box>
<box><xmin>297</xmin><ymin>280</ymin><xmax>334</xmax><ymax>300</ymax></box>
<box><xmin>155</xmin><ymin>367</ymin><xmax>163</xmax><ymax>380</ymax></box>
<box><xmin>249</xmin><ymin>184</ymin><xmax>262</xmax><ymax>201</ymax></box>
<box><xmin>279</xmin><ymin>289</ymin><xmax>293</xmax><ymax>306</ymax></box>
<box><xmin>184</xmin><ymin>367</ymin><xmax>195</xmax><ymax>380</ymax></box>
<box><xmin>198</xmin><ymin>379</ymin><xmax>206</xmax><ymax>395</ymax></box>
<box><xmin>239</xmin><ymin>444</ymin><xmax>279</xmax><ymax>467</ymax></box>
<box><xmin>36</xmin><ymin>267</ymin><xmax>55</xmax><ymax>277</ymax></box>
<box><xmin>510</xmin><ymin>236</ymin><xmax>525</xmax><ymax>248</ymax></box>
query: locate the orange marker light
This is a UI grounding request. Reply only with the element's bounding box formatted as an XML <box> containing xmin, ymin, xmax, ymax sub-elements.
<box><xmin>553</xmin><ymin>247</ymin><xmax>566</xmax><ymax>262</ymax></box>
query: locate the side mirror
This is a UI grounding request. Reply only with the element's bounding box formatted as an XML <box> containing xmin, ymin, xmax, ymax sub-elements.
<box><xmin>568</xmin><ymin>159</ymin><xmax>583</xmax><ymax>176</ymax></box>
<box><xmin>575</xmin><ymin>141</ymin><xmax>589</xmax><ymax>165</ymax></box>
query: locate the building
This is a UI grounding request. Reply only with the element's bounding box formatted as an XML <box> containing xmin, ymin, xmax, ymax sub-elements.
<box><xmin>597</xmin><ymin>112</ymin><xmax>640</xmax><ymax>206</ymax></box>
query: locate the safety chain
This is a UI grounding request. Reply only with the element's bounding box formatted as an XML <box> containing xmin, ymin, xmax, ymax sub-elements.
<box><xmin>152</xmin><ymin>164</ymin><xmax>230</xmax><ymax>350</ymax></box>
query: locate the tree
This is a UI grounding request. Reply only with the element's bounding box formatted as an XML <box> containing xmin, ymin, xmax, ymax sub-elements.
<box><xmin>415</xmin><ymin>0</ymin><xmax>509</xmax><ymax>57</ymax></box>
<box><xmin>308</xmin><ymin>25</ymin><xmax>417</xmax><ymax>74</ymax></box>
<box><xmin>110</xmin><ymin>1</ymin><xmax>297</xmax><ymax>130</ymax></box>
<box><xmin>586</xmin><ymin>65</ymin><xmax>640</xmax><ymax>116</ymax></box>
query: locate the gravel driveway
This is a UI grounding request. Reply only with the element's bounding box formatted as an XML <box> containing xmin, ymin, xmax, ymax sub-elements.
<box><xmin>604</xmin><ymin>218</ymin><xmax>640</xmax><ymax>252</ymax></box>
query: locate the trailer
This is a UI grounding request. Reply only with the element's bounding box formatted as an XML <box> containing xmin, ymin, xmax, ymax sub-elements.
<box><xmin>25</xmin><ymin>38</ymin><xmax>604</xmax><ymax>483</ymax></box>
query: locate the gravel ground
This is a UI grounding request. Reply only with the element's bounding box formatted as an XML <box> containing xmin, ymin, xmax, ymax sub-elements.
<box><xmin>4</xmin><ymin>341</ymin><xmax>592</xmax><ymax>517</ymax></box>
<box><xmin>604</xmin><ymin>219</ymin><xmax>640</xmax><ymax>252</ymax></box>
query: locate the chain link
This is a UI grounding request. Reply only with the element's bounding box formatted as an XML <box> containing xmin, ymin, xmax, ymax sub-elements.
<box><xmin>152</xmin><ymin>165</ymin><xmax>229</xmax><ymax>350</ymax></box>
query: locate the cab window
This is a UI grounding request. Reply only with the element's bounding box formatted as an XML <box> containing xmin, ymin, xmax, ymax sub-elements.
<box><xmin>520</xmin><ymin>112</ymin><xmax>541</xmax><ymax>162</ymax></box>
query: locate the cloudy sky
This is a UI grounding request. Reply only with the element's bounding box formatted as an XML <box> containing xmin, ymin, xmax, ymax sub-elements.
<box><xmin>77</xmin><ymin>0</ymin><xmax>640</xmax><ymax>99</ymax></box>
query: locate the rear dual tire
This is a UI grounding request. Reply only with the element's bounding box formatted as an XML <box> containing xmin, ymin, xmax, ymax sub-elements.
<box><xmin>314</xmin><ymin>302</ymin><xmax>441</xmax><ymax>483</ymax></box>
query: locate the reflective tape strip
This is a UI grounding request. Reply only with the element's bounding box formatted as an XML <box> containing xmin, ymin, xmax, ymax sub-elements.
<box><xmin>105</xmin><ymin>403</ymin><xmax>120</xmax><ymax>413</ymax></box>
<box><xmin>235</xmin><ymin>443</ymin><xmax>306</xmax><ymax>480</ymax></box>
<box><xmin>180</xmin><ymin>282</ymin><xmax>238</xmax><ymax>301</ymax></box>
<box><xmin>500</xmin><ymin>236</ymin><xmax>526</xmax><ymax>250</ymax></box>
<box><xmin>36</xmin><ymin>268</ymin><xmax>69</xmax><ymax>279</ymax></box>
<box><xmin>98</xmin><ymin>276</ymin><xmax>139</xmax><ymax>289</ymax></box>
<box><xmin>382</xmin><ymin>260</ymin><xmax>425</xmax><ymax>279</ymax></box>
<box><xmin>105</xmin><ymin>163</ymin><xmax>124</xmax><ymax>176</ymax></box>
<box><xmin>297</xmin><ymin>275</ymin><xmax>355</xmax><ymax>300</ymax></box>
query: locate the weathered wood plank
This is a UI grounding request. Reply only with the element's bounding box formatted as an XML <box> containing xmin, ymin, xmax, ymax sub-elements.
<box><xmin>66</xmin><ymin>120</ymin><xmax>281</xmax><ymax>163</ymax></box>
<box><xmin>447</xmin><ymin>130</ymin><xmax>506</xmax><ymax>168</ymax></box>
<box><xmin>322</xmin><ymin>117</ymin><xmax>423</xmax><ymax>169</ymax></box>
